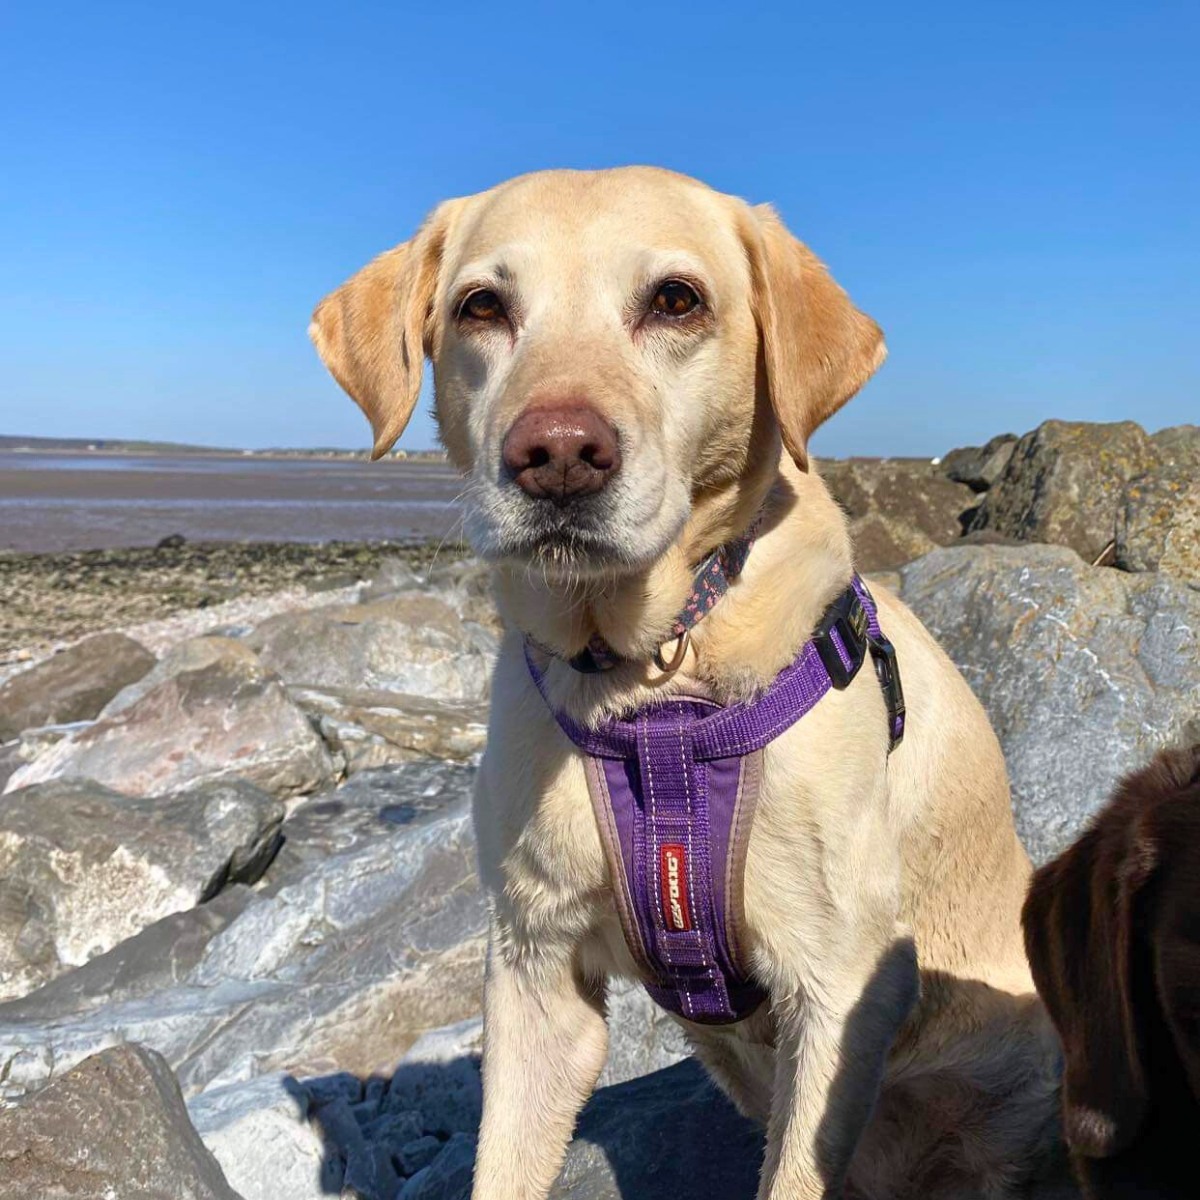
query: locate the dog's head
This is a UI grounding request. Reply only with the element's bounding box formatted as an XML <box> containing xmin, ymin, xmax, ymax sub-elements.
<box><xmin>310</xmin><ymin>167</ymin><xmax>884</xmax><ymax>578</ymax></box>
<box><xmin>1022</xmin><ymin>743</ymin><xmax>1200</xmax><ymax>1161</ymax></box>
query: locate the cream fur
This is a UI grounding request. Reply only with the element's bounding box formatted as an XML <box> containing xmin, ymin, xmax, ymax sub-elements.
<box><xmin>310</xmin><ymin>167</ymin><xmax>1061</xmax><ymax>1200</ymax></box>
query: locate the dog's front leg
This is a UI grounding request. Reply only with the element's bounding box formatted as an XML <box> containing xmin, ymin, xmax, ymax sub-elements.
<box><xmin>759</xmin><ymin>938</ymin><xmax>918</xmax><ymax>1200</ymax></box>
<box><xmin>472</xmin><ymin>913</ymin><xmax>609</xmax><ymax>1200</ymax></box>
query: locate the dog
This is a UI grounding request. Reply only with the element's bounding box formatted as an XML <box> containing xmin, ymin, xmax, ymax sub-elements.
<box><xmin>311</xmin><ymin>167</ymin><xmax>1061</xmax><ymax>1199</ymax></box>
<box><xmin>1023</xmin><ymin>743</ymin><xmax>1200</xmax><ymax>1199</ymax></box>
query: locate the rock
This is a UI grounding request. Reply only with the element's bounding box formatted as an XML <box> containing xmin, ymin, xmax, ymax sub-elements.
<box><xmin>293</xmin><ymin>687</ymin><xmax>489</xmax><ymax>773</ymax></box>
<box><xmin>316</xmin><ymin>1093</ymin><xmax>402</xmax><ymax>1199</ymax></box>
<box><xmin>0</xmin><ymin>762</ymin><xmax>486</xmax><ymax>1103</ymax></box>
<box><xmin>399</xmin><ymin>1133</ymin><xmax>477</xmax><ymax>1199</ymax></box>
<box><xmin>598</xmin><ymin>978</ymin><xmax>690</xmax><ymax>1086</ymax></box>
<box><xmin>940</xmin><ymin>433</ymin><xmax>1019</xmax><ymax>492</ymax></box>
<box><xmin>360</xmin><ymin>557</ymin><xmax>425</xmax><ymax>602</ymax></box>
<box><xmin>189</xmin><ymin>1073</ymin><xmax>334</xmax><ymax>1200</ymax></box>
<box><xmin>819</xmin><ymin>458</ymin><xmax>978</xmax><ymax>572</ymax></box>
<box><xmin>0</xmin><ymin>777</ymin><xmax>283</xmax><ymax>1002</ymax></box>
<box><xmin>5</xmin><ymin>638</ymin><xmax>335</xmax><ymax>800</ymax></box>
<box><xmin>101</xmin><ymin>635</ymin><xmax>256</xmax><ymax>717</ymax></box>
<box><xmin>899</xmin><ymin>544</ymin><xmax>1200</xmax><ymax>865</ymax></box>
<box><xmin>364</xmin><ymin>557</ymin><xmax>499</xmax><ymax>633</ymax></box>
<box><xmin>1153</xmin><ymin>423</ymin><xmax>1200</xmax><ymax>468</ymax></box>
<box><xmin>0</xmin><ymin>742</ymin><xmax>22</xmax><ymax>792</ymax></box>
<box><xmin>397</xmin><ymin>1135</ymin><xmax>445</xmax><ymax>1176</ymax></box>
<box><xmin>0</xmin><ymin>886</ymin><xmax>255</xmax><ymax>1025</ymax></box>
<box><xmin>0</xmin><ymin>632</ymin><xmax>156</xmax><ymax>741</ymax></box>
<box><xmin>385</xmin><ymin>1021</ymin><xmax>483</xmax><ymax>1138</ymax></box>
<box><xmin>1116</xmin><ymin>465</ymin><xmax>1200</xmax><ymax>581</ymax></box>
<box><xmin>0</xmin><ymin>1043</ymin><xmax>242</xmax><ymax>1200</ymax></box>
<box><xmin>548</xmin><ymin>1060</ymin><xmax>763</xmax><ymax>1199</ymax></box>
<box><xmin>966</xmin><ymin>420</ymin><xmax>1159</xmax><ymax>562</ymax></box>
<box><xmin>247</xmin><ymin>595</ymin><xmax>496</xmax><ymax>702</ymax></box>
<box><xmin>362</xmin><ymin>1109</ymin><xmax>425</xmax><ymax>1149</ymax></box>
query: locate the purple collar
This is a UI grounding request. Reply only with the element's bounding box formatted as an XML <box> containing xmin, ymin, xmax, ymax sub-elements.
<box><xmin>559</xmin><ymin>524</ymin><xmax>758</xmax><ymax>673</ymax></box>
<box><xmin>525</xmin><ymin>575</ymin><xmax>905</xmax><ymax>1024</ymax></box>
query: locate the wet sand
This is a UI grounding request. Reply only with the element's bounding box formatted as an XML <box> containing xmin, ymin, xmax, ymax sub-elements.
<box><xmin>0</xmin><ymin>451</ymin><xmax>470</xmax><ymax>659</ymax></box>
<box><xmin>0</xmin><ymin>452</ymin><xmax>464</xmax><ymax>552</ymax></box>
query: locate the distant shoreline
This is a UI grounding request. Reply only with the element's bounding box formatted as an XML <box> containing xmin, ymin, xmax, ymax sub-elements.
<box><xmin>0</xmin><ymin>435</ymin><xmax>448</xmax><ymax>462</ymax></box>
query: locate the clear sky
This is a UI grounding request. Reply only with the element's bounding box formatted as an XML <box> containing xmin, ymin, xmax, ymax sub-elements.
<box><xmin>1</xmin><ymin>2</ymin><xmax>1196</xmax><ymax>456</ymax></box>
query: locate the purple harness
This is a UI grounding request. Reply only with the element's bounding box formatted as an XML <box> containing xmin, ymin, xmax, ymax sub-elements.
<box><xmin>526</xmin><ymin>575</ymin><xmax>905</xmax><ymax>1025</ymax></box>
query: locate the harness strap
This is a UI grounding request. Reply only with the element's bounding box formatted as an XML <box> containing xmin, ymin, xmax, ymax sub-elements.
<box><xmin>524</xmin><ymin>575</ymin><xmax>905</xmax><ymax>1024</ymax></box>
<box><xmin>525</xmin><ymin>576</ymin><xmax>905</xmax><ymax>760</ymax></box>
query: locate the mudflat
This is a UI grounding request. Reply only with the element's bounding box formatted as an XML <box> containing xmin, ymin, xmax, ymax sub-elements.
<box><xmin>0</xmin><ymin>451</ymin><xmax>468</xmax><ymax>660</ymax></box>
<box><xmin>0</xmin><ymin>452</ymin><xmax>464</xmax><ymax>553</ymax></box>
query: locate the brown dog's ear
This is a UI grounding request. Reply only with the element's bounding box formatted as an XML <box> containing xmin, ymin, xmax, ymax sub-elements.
<box><xmin>310</xmin><ymin>200</ymin><xmax>461</xmax><ymax>459</ymax></box>
<box><xmin>1023</xmin><ymin>799</ymin><xmax>1151</xmax><ymax>1159</ymax></box>
<box><xmin>1131</xmin><ymin>744</ymin><xmax>1200</xmax><ymax>1101</ymax></box>
<box><xmin>739</xmin><ymin>203</ymin><xmax>886</xmax><ymax>471</ymax></box>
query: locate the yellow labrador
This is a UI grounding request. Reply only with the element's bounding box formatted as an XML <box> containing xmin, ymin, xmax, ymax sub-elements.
<box><xmin>311</xmin><ymin>167</ymin><xmax>1061</xmax><ymax>1200</ymax></box>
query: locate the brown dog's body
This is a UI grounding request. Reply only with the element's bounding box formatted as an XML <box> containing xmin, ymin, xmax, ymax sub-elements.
<box><xmin>1024</xmin><ymin>744</ymin><xmax>1200</xmax><ymax>1200</ymax></box>
<box><xmin>311</xmin><ymin>168</ymin><xmax>1062</xmax><ymax>1199</ymax></box>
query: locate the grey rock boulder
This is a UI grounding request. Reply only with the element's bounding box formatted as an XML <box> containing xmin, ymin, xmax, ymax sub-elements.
<box><xmin>247</xmin><ymin>594</ymin><xmax>496</xmax><ymax>702</ymax></box>
<box><xmin>385</xmin><ymin>1019</ymin><xmax>483</xmax><ymax>1138</ymax></box>
<box><xmin>940</xmin><ymin>433</ymin><xmax>1019</xmax><ymax>492</ymax></box>
<box><xmin>1116</xmin><ymin>464</ymin><xmax>1200</xmax><ymax>582</ymax></box>
<box><xmin>293</xmin><ymin>686</ymin><xmax>489</xmax><ymax>774</ymax></box>
<box><xmin>400</xmin><ymin>1133</ymin><xmax>477</xmax><ymax>1199</ymax></box>
<box><xmin>1153</xmin><ymin>423</ymin><xmax>1200</xmax><ymax>469</ymax></box>
<box><xmin>0</xmin><ymin>762</ymin><xmax>486</xmax><ymax>1103</ymax></box>
<box><xmin>0</xmin><ymin>741</ymin><xmax>22</xmax><ymax>792</ymax></box>
<box><xmin>598</xmin><ymin>977</ymin><xmax>689</xmax><ymax>1086</ymax></box>
<box><xmin>5</xmin><ymin>637</ymin><xmax>335</xmax><ymax>799</ymax></box>
<box><xmin>0</xmin><ymin>777</ymin><xmax>283</xmax><ymax>1002</ymax></box>
<box><xmin>549</xmin><ymin>1060</ymin><xmax>763</xmax><ymax>1200</ymax></box>
<box><xmin>966</xmin><ymin>419</ymin><xmax>1159</xmax><ymax>562</ymax></box>
<box><xmin>365</xmin><ymin>556</ymin><xmax>500</xmax><ymax>633</ymax></box>
<box><xmin>189</xmin><ymin>1073</ymin><xmax>333</xmax><ymax>1200</ymax></box>
<box><xmin>0</xmin><ymin>631</ymin><xmax>156</xmax><ymax>741</ymax></box>
<box><xmin>899</xmin><ymin>544</ymin><xmax>1200</xmax><ymax>865</ymax></box>
<box><xmin>819</xmin><ymin>458</ymin><xmax>977</xmax><ymax>572</ymax></box>
<box><xmin>0</xmin><ymin>1042</ymin><xmax>243</xmax><ymax>1200</ymax></box>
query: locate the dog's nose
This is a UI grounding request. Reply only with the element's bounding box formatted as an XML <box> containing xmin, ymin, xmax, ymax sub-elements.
<box><xmin>501</xmin><ymin>405</ymin><xmax>621</xmax><ymax>502</ymax></box>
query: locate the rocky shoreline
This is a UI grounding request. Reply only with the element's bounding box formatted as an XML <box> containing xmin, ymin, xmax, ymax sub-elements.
<box><xmin>0</xmin><ymin>539</ymin><xmax>461</xmax><ymax>667</ymax></box>
<box><xmin>0</xmin><ymin>419</ymin><xmax>1196</xmax><ymax>1199</ymax></box>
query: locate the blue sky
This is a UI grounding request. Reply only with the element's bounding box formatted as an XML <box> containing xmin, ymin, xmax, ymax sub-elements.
<box><xmin>1</xmin><ymin>2</ymin><xmax>1196</xmax><ymax>455</ymax></box>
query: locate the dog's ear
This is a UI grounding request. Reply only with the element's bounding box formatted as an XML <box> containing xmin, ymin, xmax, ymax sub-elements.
<box><xmin>738</xmin><ymin>203</ymin><xmax>886</xmax><ymax>472</ymax></box>
<box><xmin>1133</xmin><ymin>745</ymin><xmax>1200</xmax><ymax>1102</ymax></box>
<box><xmin>310</xmin><ymin>200</ymin><xmax>461</xmax><ymax>460</ymax></box>
<box><xmin>1023</xmin><ymin>793</ymin><xmax>1151</xmax><ymax>1158</ymax></box>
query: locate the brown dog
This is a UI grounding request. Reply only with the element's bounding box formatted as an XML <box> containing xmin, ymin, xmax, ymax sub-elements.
<box><xmin>1023</xmin><ymin>743</ymin><xmax>1200</xmax><ymax>1199</ymax></box>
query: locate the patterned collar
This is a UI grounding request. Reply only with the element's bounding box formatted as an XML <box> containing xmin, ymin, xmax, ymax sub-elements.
<box><xmin>541</xmin><ymin>522</ymin><xmax>759</xmax><ymax>674</ymax></box>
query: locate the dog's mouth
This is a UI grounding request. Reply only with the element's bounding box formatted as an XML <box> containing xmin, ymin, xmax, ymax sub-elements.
<box><xmin>465</xmin><ymin>484</ymin><xmax>684</xmax><ymax>581</ymax></box>
<box><xmin>486</xmin><ymin>498</ymin><xmax>643</xmax><ymax>575</ymax></box>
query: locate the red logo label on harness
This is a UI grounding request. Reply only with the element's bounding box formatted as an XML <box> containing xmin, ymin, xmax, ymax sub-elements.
<box><xmin>659</xmin><ymin>844</ymin><xmax>693</xmax><ymax>932</ymax></box>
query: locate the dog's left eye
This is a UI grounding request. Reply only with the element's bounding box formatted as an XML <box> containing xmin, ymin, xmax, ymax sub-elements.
<box><xmin>459</xmin><ymin>289</ymin><xmax>506</xmax><ymax>322</ymax></box>
<box><xmin>650</xmin><ymin>280</ymin><xmax>702</xmax><ymax>317</ymax></box>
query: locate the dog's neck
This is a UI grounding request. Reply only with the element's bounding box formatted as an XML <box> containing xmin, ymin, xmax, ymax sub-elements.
<box><xmin>493</xmin><ymin>454</ymin><xmax>855</xmax><ymax>722</ymax></box>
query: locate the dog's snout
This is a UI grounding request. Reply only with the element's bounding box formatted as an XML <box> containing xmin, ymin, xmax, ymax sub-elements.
<box><xmin>502</xmin><ymin>405</ymin><xmax>621</xmax><ymax>503</ymax></box>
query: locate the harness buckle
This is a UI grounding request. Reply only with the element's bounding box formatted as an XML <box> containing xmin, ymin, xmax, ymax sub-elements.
<box><xmin>814</xmin><ymin>589</ymin><xmax>869</xmax><ymax>690</ymax></box>
<box><xmin>868</xmin><ymin>633</ymin><xmax>906</xmax><ymax>750</ymax></box>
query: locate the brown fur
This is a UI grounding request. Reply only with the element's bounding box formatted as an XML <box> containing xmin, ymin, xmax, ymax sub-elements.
<box><xmin>1023</xmin><ymin>743</ymin><xmax>1200</xmax><ymax>1199</ymax></box>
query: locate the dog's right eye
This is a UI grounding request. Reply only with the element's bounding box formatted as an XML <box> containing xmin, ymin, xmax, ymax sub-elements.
<box><xmin>459</xmin><ymin>289</ymin><xmax>506</xmax><ymax>322</ymax></box>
